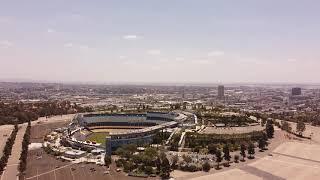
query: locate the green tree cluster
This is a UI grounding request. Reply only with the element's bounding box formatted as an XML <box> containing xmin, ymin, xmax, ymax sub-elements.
<box><xmin>0</xmin><ymin>124</ymin><xmax>18</xmax><ymax>172</ymax></box>
<box><xmin>18</xmin><ymin>121</ymin><xmax>31</xmax><ymax>173</ymax></box>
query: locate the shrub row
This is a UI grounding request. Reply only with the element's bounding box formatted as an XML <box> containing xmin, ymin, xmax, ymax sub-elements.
<box><xmin>185</xmin><ymin>131</ymin><xmax>265</xmax><ymax>148</ymax></box>
<box><xmin>18</xmin><ymin>121</ymin><xmax>31</xmax><ymax>173</ymax></box>
<box><xmin>0</xmin><ymin>124</ymin><xmax>19</xmax><ymax>173</ymax></box>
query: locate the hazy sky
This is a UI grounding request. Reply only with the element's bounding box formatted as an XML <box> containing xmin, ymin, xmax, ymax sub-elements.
<box><xmin>1</xmin><ymin>0</ymin><xmax>320</xmax><ymax>83</ymax></box>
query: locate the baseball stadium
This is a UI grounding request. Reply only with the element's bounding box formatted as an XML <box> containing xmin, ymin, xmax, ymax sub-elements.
<box><xmin>66</xmin><ymin>112</ymin><xmax>187</xmax><ymax>155</ymax></box>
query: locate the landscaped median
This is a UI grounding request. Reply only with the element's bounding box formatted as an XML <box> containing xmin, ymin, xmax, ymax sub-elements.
<box><xmin>185</xmin><ymin>130</ymin><xmax>266</xmax><ymax>150</ymax></box>
<box><xmin>18</xmin><ymin>121</ymin><xmax>31</xmax><ymax>175</ymax></box>
<box><xmin>0</xmin><ymin>124</ymin><xmax>18</xmax><ymax>174</ymax></box>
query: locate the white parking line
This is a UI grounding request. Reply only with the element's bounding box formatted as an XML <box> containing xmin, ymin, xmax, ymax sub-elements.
<box><xmin>53</xmin><ymin>168</ymin><xmax>56</xmax><ymax>180</ymax></box>
<box><xmin>26</xmin><ymin>164</ymin><xmax>73</xmax><ymax>180</ymax></box>
<box><xmin>253</xmin><ymin>155</ymin><xmax>320</xmax><ymax>169</ymax></box>
<box><xmin>69</xmin><ymin>167</ymin><xmax>74</xmax><ymax>180</ymax></box>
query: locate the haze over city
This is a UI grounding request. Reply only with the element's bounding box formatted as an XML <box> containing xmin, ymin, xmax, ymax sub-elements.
<box><xmin>2</xmin><ymin>1</ymin><xmax>320</xmax><ymax>180</ymax></box>
<box><xmin>1</xmin><ymin>0</ymin><xmax>320</xmax><ymax>83</ymax></box>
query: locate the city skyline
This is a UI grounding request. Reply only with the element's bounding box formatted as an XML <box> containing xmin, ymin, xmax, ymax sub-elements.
<box><xmin>1</xmin><ymin>0</ymin><xmax>320</xmax><ymax>83</ymax></box>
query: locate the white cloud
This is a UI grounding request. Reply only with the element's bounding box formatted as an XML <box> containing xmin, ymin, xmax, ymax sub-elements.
<box><xmin>79</xmin><ymin>45</ymin><xmax>90</xmax><ymax>50</ymax></box>
<box><xmin>175</xmin><ymin>57</ymin><xmax>185</xmax><ymax>61</ymax></box>
<box><xmin>122</xmin><ymin>61</ymin><xmax>135</xmax><ymax>65</ymax></box>
<box><xmin>192</xmin><ymin>59</ymin><xmax>211</xmax><ymax>64</ymax></box>
<box><xmin>47</xmin><ymin>28</ymin><xmax>55</xmax><ymax>33</ymax></box>
<box><xmin>0</xmin><ymin>40</ymin><xmax>13</xmax><ymax>48</ymax></box>
<box><xmin>70</xmin><ymin>13</ymin><xmax>84</xmax><ymax>20</ymax></box>
<box><xmin>147</xmin><ymin>49</ymin><xmax>161</xmax><ymax>55</ymax></box>
<box><xmin>63</xmin><ymin>43</ymin><xmax>73</xmax><ymax>48</ymax></box>
<box><xmin>63</xmin><ymin>43</ymin><xmax>91</xmax><ymax>50</ymax></box>
<box><xmin>119</xmin><ymin>56</ymin><xmax>127</xmax><ymax>59</ymax></box>
<box><xmin>207</xmin><ymin>50</ymin><xmax>225</xmax><ymax>57</ymax></box>
<box><xmin>122</xmin><ymin>35</ymin><xmax>140</xmax><ymax>40</ymax></box>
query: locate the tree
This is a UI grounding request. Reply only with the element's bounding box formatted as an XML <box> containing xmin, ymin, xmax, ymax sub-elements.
<box><xmin>202</xmin><ymin>161</ymin><xmax>211</xmax><ymax>172</ymax></box>
<box><xmin>144</xmin><ymin>147</ymin><xmax>158</xmax><ymax>158</ymax></box>
<box><xmin>104</xmin><ymin>155</ymin><xmax>112</xmax><ymax>167</ymax></box>
<box><xmin>261</xmin><ymin>118</ymin><xmax>267</xmax><ymax>127</ymax></box>
<box><xmin>215</xmin><ymin>150</ymin><xmax>222</xmax><ymax>170</ymax></box>
<box><xmin>141</xmin><ymin>155</ymin><xmax>153</xmax><ymax>167</ymax></box>
<box><xmin>115</xmin><ymin>147</ymin><xmax>125</xmax><ymax>157</ymax></box>
<box><xmin>281</xmin><ymin>121</ymin><xmax>292</xmax><ymax>132</ymax></box>
<box><xmin>223</xmin><ymin>144</ymin><xmax>231</xmax><ymax>166</ymax></box>
<box><xmin>155</xmin><ymin>157</ymin><xmax>161</xmax><ymax>172</ymax></box>
<box><xmin>240</xmin><ymin>144</ymin><xmax>246</xmax><ymax>161</ymax></box>
<box><xmin>171</xmin><ymin>155</ymin><xmax>179</xmax><ymax>169</ymax></box>
<box><xmin>261</xmin><ymin>133</ymin><xmax>269</xmax><ymax>149</ymax></box>
<box><xmin>134</xmin><ymin>154</ymin><xmax>144</xmax><ymax>165</ymax></box>
<box><xmin>266</xmin><ymin>120</ymin><xmax>274</xmax><ymax>138</ymax></box>
<box><xmin>193</xmin><ymin>146</ymin><xmax>201</xmax><ymax>153</ymax></box>
<box><xmin>145</xmin><ymin>166</ymin><xmax>153</xmax><ymax>175</ymax></box>
<box><xmin>208</xmin><ymin>144</ymin><xmax>217</xmax><ymax>155</ymax></box>
<box><xmin>160</xmin><ymin>157</ymin><xmax>171</xmax><ymax>179</ymax></box>
<box><xmin>182</xmin><ymin>154</ymin><xmax>192</xmax><ymax>164</ymax></box>
<box><xmin>123</xmin><ymin>161</ymin><xmax>134</xmax><ymax>173</ymax></box>
<box><xmin>296</xmin><ymin>121</ymin><xmax>306</xmax><ymax>136</ymax></box>
<box><xmin>248</xmin><ymin>143</ymin><xmax>255</xmax><ymax>159</ymax></box>
<box><xmin>234</xmin><ymin>155</ymin><xmax>240</xmax><ymax>163</ymax></box>
<box><xmin>258</xmin><ymin>138</ymin><xmax>266</xmax><ymax>152</ymax></box>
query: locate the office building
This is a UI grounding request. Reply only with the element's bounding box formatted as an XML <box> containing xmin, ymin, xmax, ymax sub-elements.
<box><xmin>292</xmin><ymin>87</ymin><xmax>302</xmax><ymax>96</ymax></box>
<box><xmin>218</xmin><ymin>85</ymin><xmax>225</xmax><ymax>99</ymax></box>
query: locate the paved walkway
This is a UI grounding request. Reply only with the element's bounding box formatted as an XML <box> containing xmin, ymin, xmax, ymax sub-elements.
<box><xmin>1</xmin><ymin>124</ymin><xmax>27</xmax><ymax>180</ymax></box>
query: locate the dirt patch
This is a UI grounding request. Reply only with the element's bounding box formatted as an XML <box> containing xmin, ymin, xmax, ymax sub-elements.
<box><xmin>30</xmin><ymin>121</ymin><xmax>69</xmax><ymax>143</ymax></box>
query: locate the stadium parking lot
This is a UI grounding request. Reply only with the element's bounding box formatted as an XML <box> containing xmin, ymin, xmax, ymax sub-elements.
<box><xmin>174</xmin><ymin>128</ymin><xmax>320</xmax><ymax>180</ymax></box>
<box><xmin>20</xmin><ymin>115</ymin><xmax>156</xmax><ymax>180</ymax></box>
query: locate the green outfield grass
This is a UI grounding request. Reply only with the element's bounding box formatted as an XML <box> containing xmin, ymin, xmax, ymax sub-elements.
<box><xmin>86</xmin><ymin>132</ymin><xmax>109</xmax><ymax>146</ymax></box>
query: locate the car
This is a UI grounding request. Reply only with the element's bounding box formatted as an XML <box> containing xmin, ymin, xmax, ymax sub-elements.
<box><xmin>103</xmin><ymin>171</ymin><xmax>110</xmax><ymax>174</ymax></box>
<box><xmin>116</xmin><ymin>168</ymin><xmax>121</xmax><ymax>172</ymax></box>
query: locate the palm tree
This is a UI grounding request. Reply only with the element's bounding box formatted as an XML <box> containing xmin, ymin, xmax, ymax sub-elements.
<box><xmin>248</xmin><ymin>143</ymin><xmax>255</xmax><ymax>159</ymax></box>
<box><xmin>234</xmin><ymin>155</ymin><xmax>240</xmax><ymax>163</ymax></box>
<box><xmin>266</xmin><ymin>120</ymin><xmax>274</xmax><ymax>138</ymax></box>
<box><xmin>296</xmin><ymin>121</ymin><xmax>306</xmax><ymax>136</ymax></box>
<box><xmin>223</xmin><ymin>144</ymin><xmax>231</xmax><ymax>166</ymax></box>
<box><xmin>240</xmin><ymin>144</ymin><xmax>246</xmax><ymax>161</ymax></box>
<box><xmin>258</xmin><ymin>138</ymin><xmax>266</xmax><ymax>152</ymax></box>
<box><xmin>215</xmin><ymin>150</ymin><xmax>222</xmax><ymax>170</ymax></box>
